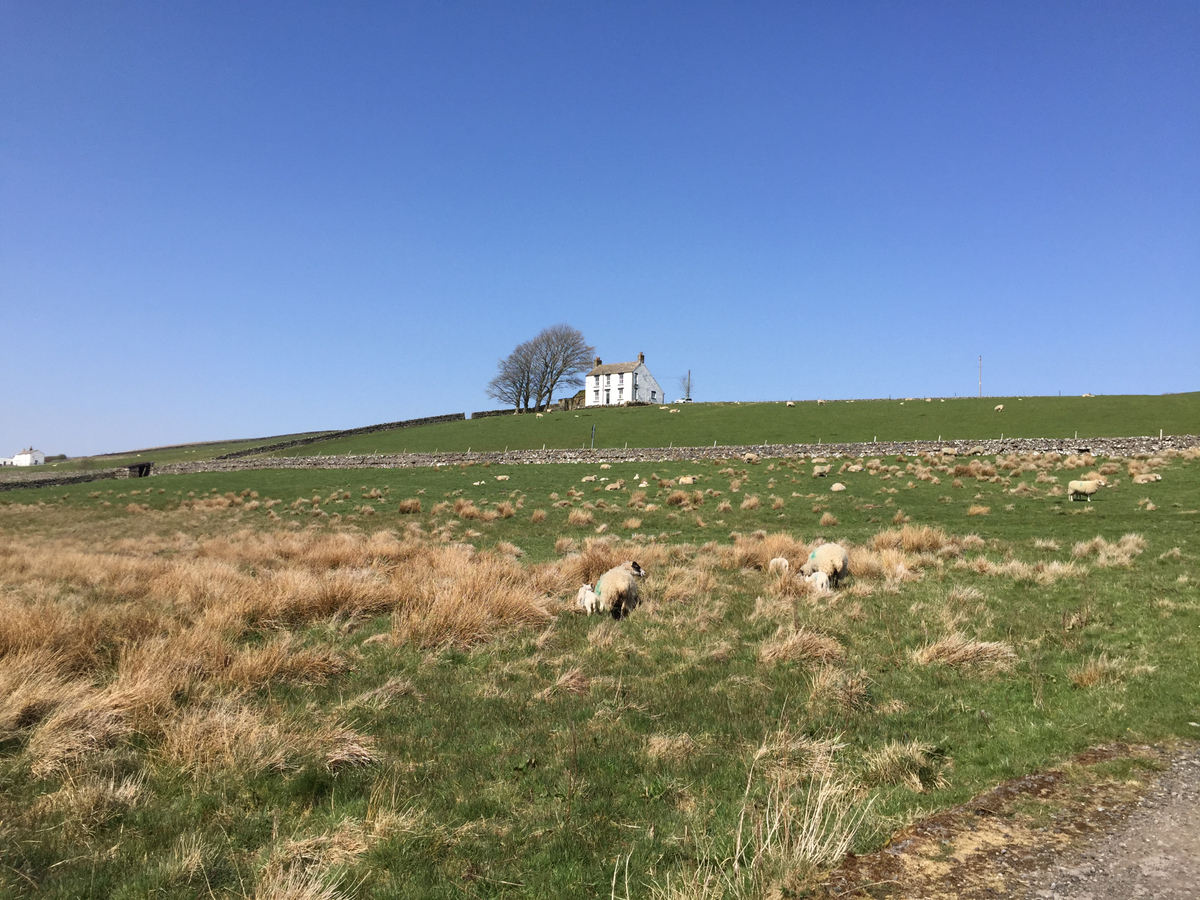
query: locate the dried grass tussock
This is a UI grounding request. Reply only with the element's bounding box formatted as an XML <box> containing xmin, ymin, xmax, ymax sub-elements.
<box><xmin>910</xmin><ymin>633</ymin><xmax>1017</xmax><ymax>671</ymax></box>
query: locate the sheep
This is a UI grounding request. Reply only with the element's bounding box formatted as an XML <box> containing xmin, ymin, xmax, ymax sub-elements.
<box><xmin>994</xmin><ymin>404</ymin><xmax>1004</xmax><ymax>412</ymax></box>
<box><xmin>812</xmin><ymin>465</ymin><xmax>832</xmax><ymax>477</ymax></box>
<box><xmin>767</xmin><ymin>557</ymin><xmax>789</xmax><ymax>575</ymax></box>
<box><xmin>830</xmin><ymin>482</ymin><xmax>846</xmax><ymax>492</ymax></box>
<box><xmin>817</xmin><ymin>399</ymin><xmax>826</xmax><ymax>406</ymax></box>
<box><xmin>1132</xmin><ymin>473</ymin><xmax>1162</xmax><ymax>484</ymax></box>
<box><xmin>575</xmin><ymin>584</ymin><xmax>598</xmax><ymax>615</ymax></box>
<box><xmin>1067</xmin><ymin>478</ymin><xmax>1106</xmax><ymax>501</ymax></box>
<box><xmin>743</xmin><ymin>452</ymin><xmax>760</xmax><ymax>464</ymax></box>
<box><xmin>535</xmin><ymin>412</ymin><xmax>544</xmax><ymax>418</ymax></box>
<box><xmin>595</xmin><ymin>561</ymin><xmax>646</xmax><ymax>619</ymax></box>
<box><xmin>581</xmin><ymin>475</ymin><xmax>597</xmax><ymax>483</ymax></box>
<box><xmin>799</xmin><ymin>543</ymin><xmax>849</xmax><ymax>588</ymax></box>
<box><xmin>494</xmin><ymin>475</ymin><xmax>510</xmax><ymax>481</ymax></box>
<box><xmin>678</xmin><ymin>476</ymin><xmax>695</xmax><ymax>485</ymax></box>
<box><xmin>785</xmin><ymin>401</ymin><xmax>795</xmax><ymax>407</ymax></box>
<box><xmin>805</xmin><ymin>571</ymin><xmax>830</xmax><ymax>591</ymax></box>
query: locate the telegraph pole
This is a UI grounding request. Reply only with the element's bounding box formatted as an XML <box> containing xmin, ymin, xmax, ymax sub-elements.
<box><xmin>979</xmin><ymin>356</ymin><xmax>982</xmax><ymax>398</ymax></box>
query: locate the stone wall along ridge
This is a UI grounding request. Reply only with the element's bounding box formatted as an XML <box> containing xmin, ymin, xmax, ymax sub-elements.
<box><xmin>212</xmin><ymin>413</ymin><xmax>466</xmax><ymax>459</ymax></box>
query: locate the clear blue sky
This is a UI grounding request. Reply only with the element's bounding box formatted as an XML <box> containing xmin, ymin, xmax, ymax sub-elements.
<box><xmin>3</xmin><ymin>2</ymin><xmax>1197</xmax><ymax>456</ymax></box>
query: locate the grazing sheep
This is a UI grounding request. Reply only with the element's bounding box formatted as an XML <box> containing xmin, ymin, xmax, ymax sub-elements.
<box><xmin>1132</xmin><ymin>473</ymin><xmax>1162</xmax><ymax>484</ymax></box>
<box><xmin>812</xmin><ymin>465</ymin><xmax>832</xmax><ymax>477</ymax></box>
<box><xmin>536</xmin><ymin>412</ymin><xmax>544</xmax><ymax>418</ymax></box>
<box><xmin>768</xmin><ymin>557</ymin><xmax>790</xmax><ymax>575</ymax></box>
<box><xmin>595</xmin><ymin>561</ymin><xmax>646</xmax><ymax>619</ymax></box>
<box><xmin>799</xmin><ymin>543</ymin><xmax>849</xmax><ymax>588</ymax></box>
<box><xmin>817</xmin><ymin>399</ymin><xmax>826</xmax><ymax>406</ymax></box>
<box><xmin>830</xmin><ymin>482</ymin><xmax>846</xmax><ymax>492</ymax></box>
<box><xmin>743</xmin><ymin>452</ymin><xmax>760</xmax><ymax>464</ymax></box>
<box><xmin>786</xmin><ymin>401</ymin><xmax>795</xmax><ymax>407</ymax></box>
<box><xmin>678</xmin><ymin>476</ymin><xmax>695</xmax><ymax>485</ymax></box>
<box><xmin>1067</xmin><ymin>478</ymin><xmax>1106</xmax><ymax>501</ymax></box>
<box><xmin>994</xmin><ymin>404</ymin><xmax>1004</xmax><ymax>412</ymax></box>
<box><xmin>805</xmin><ymin>571</ymin><xmax>830</xmax><ymax>591</ymax></box>
<box><xmin>575</xmin><ymin>584</ymin><xmax>598</xmax><ymax>615</ymax></box>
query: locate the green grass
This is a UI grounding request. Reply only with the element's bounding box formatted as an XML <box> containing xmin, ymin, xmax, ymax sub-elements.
<box><xmin>262</xmin><ymin>393</ymin><xmax>1200</xmax><ymax>457</ymax></box>
<box><xmin>1</xmin><ymin>448</ymin><xmax>1198</xmax><ymax>898</ymax></box>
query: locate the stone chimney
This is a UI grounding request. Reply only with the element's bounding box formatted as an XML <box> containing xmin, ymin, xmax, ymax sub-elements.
<box><xmin>638</xmin><ymin>352</ymin><xmax>644</xmax><ymax>364</ymax></box>
<box><xmin>594</xmin><ymin>356</ymin><xmax>602</xmax><ymax>368</ymax></box>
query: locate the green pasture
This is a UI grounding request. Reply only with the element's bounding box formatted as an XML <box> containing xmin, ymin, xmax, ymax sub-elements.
<box><xmin>262</xmin><ymin>393</ymin><xmax>1200</xmax><ymax>458</ymax></box>
<box><xmin>2</xmin><ymin>450</ymin><xmax>1198</xmax><ymax>898</ymax></box>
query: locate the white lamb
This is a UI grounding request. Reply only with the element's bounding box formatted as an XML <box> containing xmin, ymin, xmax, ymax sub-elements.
<box><xmin>575</xmin><ymin>584</ymin><xmax>598</xmax><ymax>615</ymax></box>
<box><xmin>767</xmin><ymin>557</ymin><xmax>790</xmax><ymax>575</ymax></box>
<box><xmin>799</xmin><ymin>543</ymin><xmax>849</xmax><ymax>588</ymax></box>
<box><xmin>1067</xmin><ymin>478</ymin><xmax>1106</xmax><ymax>501</ymax></box>
<box><xmin>805</xmin><ymin>571</ymin><xmax>830</xmax><ymax>591</ymax></box>
<box><xmin>595</xmin><ymin>561</ymin><xmax>646</xmax><ymax>619</ymax></box>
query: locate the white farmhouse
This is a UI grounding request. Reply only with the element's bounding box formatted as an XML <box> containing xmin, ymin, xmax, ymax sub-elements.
<box><xmin>585</xmin><ymin>353</ymin><xmax>665</xmax><ymax>407</ymax></box>
<box><xmin>11</xmin><ymin>448</ymin><xmax>46</xmax><ymax>466</ymax></box>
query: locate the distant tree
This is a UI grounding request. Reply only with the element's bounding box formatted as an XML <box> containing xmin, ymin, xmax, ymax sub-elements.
<box><xmin>487</xmin><ymin>325</ymin><xmax>594</xmax><ymax>412</ymax></box>
<box><xmin>678</xmin><ymin>370</ymin><xmax>694</xmax><ymax>402</ymax></box>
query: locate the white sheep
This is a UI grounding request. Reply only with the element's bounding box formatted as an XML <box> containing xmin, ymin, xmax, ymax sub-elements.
<box><xmin>595</xmin><ymin>561</ymin><xmax>646</xmax><ymax>619</ymax></box>
<box><xmin>805</xmin><ymin>571</ymin><xmax>830</xmax><ymax>591</ymax></box>
<box><xmin>812</xmin><ymin>465</ymin><xmax>831</xmax><ymax>477</ymax></box>
<box><xmin>830</xmin><ymin>482</ymin><xmax>847</xmax><ymax>492</ymax></box>
<box><xmin>817</xmin><ymin>399</ymin><xmax>826</xmax><ymax>406</ymax></box>
<box><xmin>767</xmin><ymin>557</ymin><xmax>790</xmax><ymax>575</ymax></box>
<box><xmin>1132</xmin><ymin>473</ymin><xmax>1162</xmax><ymax>484</ymax></box>
<box><xmin>1067</xmin><ymin>478</ymin><xmax>1106</xmax><ymax>501</ymax></box>
<box><xmin>494</xmin><ymin>475</ymin><xmax>510</xmax><ymax>481</ymax></box>
<box><xmin>581</xmin><ymin>475</ymin><xmax>597</xmax><ymax>483</ymax></box>
<box><xmin>994</xmin><ymin>404</ymin><xmax>1004</xmax><ymax>412</ymax></box>
<box><xmin>678</xmin><ymin>476</ymin><xmax>695</xmax><ymax>485</ymax></box>
<box><xmin>786</xmin><ymin>401</ymin><xmax>795</xmax><ymax>407</ymax></box>
<box><xmin>799</xmin><ymin>543</ymin><xmax>849</xmax><ymax>588</ymax></box>
<box><xmin>536</xmin><ymin>412</ymin><xmax>544</xmax><ymax>418</ymax></box>
<box><xmin>575</xmin><ymin>584</ymin><xmax>598</xmax><ymax>615</ymax></box>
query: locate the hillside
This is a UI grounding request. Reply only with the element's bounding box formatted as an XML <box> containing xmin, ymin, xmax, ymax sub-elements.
<box><xmin>259</xmin><ymin>393</ymin><xmax>1200</xmax><ymax>458</ymax></box>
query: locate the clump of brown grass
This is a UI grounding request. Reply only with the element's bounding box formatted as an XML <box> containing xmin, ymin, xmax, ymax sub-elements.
<box><xmin>910</xmin><ymin>633</ymin><xmax>1016</xmax><ymax>671</ymax></box>
<box><xmin>495</xmin><ymin>501</ymin><xmax>515</xmax><ymax>518</ymax></box>
<box><xmin>872</xmin><ymin>524</ymin><xmax>953</xmax><ymax>554</ymax></box>
<box><xmin>862</xmin><ymin>741</ymin><xmax>948</xmax><ymax>792</ymax></box>
<box><xmin>808</xmin><ymin>667</ymin><xmax>868</xmax><ymax>713</ymax></box>
<box><xmin>646</xmin><ymin>732</ymin><xmax>702</xmax><ymax>763</ymax></box>
<box><xmin>1068</xmin><ymin>653</ymin><xmax>1127</xmax><ymax>688</ymax></box>
<box><xmin>623</xmin><ymin>517</ymin><xmax>642</xmax><ymax>530</ymax></box>
<box><xmin>819</xmin><ymin>512</ymin><xmax>838</xmax><ymax>527</ymax></box>
<box><xmin>568</xmin><ymin>508</ymin><xmax>594</xmax><ymax>527</ymax></box>
<box><xmin>529</xmin><ymin>509</ymin><xmax>547</xmax><ymax>523</ymax></box>
<box><xmin>1071</xmin><ymin>533</ymin><xmax>1146</xmax><ymax>567</ymax></box>
<box><xmin>759</xmin><ymin>626</ymin><xmax>844</xmax><ymax>666</ymax></box>
<box><xmin>555</xmin><ymin>536</ymin><xmax>576</xmax><ymax>554</ymax></box>
<box><xmin>741</xmin><ymin>495</ymin><xmax>761</xmax><ymax>510</ymax></box>
<box><xmin>966</xmin><ymin>505</ymin><xmax>990</xmax><ymax>517</ymax></box>
<box><xmin>397</xmin><ymin>499</ymin><xmax>422</xmax><ymax>514</ymax></box>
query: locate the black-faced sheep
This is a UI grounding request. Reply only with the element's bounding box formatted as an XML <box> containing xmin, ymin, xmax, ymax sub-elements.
<box><xmin>799</xmin><ymin>543</ymin><xmax>849</xmax><ymax>588</ymax></box>
<box><xmin>1067</xmin><ymin>479</ymin><xmax>1105</xmax><ymax>501</ymax></box>
<box><xmin>595</xmin><ymin>561</ymin><xmax>646</xmax><ymax>619</ymax></box>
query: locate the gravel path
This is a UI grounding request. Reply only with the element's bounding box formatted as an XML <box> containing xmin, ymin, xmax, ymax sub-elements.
<box><xmin>1022</xmin><ymin>743</ymin><xmax>1200</xmax><ymax>900</ymax></box>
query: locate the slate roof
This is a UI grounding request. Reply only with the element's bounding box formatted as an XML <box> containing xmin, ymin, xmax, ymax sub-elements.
<box><xmin>588</xmin><ymin>361</ymin><xmax>641</xmax><ymax>376</ymax></box>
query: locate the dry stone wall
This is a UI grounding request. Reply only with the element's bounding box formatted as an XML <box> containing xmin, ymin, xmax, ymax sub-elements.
<box><xmin>213</xmin><ymin>413</ymin><xmax>466</xmax><ymax>459</ymax></box>
<box><xmin>157</xmin><ymin>434</ymin><xmax>1200</xmax><ymax>477</ymax></box>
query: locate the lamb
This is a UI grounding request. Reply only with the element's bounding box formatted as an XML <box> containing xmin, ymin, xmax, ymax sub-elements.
<box><xmin>805</xmin><ymin>571</ymin><xmax>830</xmax><ymax>591</ymax></box>
<box><xmin>1067</xmin><ymin>478</ymin><xmax>1106</xmax><ymax>501</ymax></box>
<box><xmin>994</xmin><ymin>404</ymin><xmax>1004</xmax><ymax>412</ymax></box>
<box><xmin>799</xmin><ymin>543</ymin><xmax>849</xmax><ymax>588</ymax></box>
<box><xmin>1132</xmin><ymin>473</ymin><xmax>1162</xmax><ymax>484</ymax></box>
<box><xmin>575</xmin><ymin>584</ymin><xmax>598</xmax><ymax>615</ymax></box>
<box><xmin>594</xmin><ymin>561</ymin><xmax>647</xmax><ymax>619</ymax></box>
<box><xmin>767</xmin><ymin>557</ymin><xmax>790</xmax><ymax>575</ymax></box>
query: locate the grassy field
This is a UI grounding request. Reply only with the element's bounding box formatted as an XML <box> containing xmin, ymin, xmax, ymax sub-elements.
<box><xmin>10</xmin><ymin>431</ymin><xmax>333</xmax><ymax>477</ymax></box>
<box><xmin>1</xmin><ymin>445</ymin><xmax>1198</xmax><ymax>898</ymax></box>
<box><xmin>263</xmin><ymin>393</ymin><xmax>1200</xmax><ymax>458</ymax></box>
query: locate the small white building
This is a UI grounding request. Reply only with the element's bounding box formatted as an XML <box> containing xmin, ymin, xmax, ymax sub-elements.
<box><xmin>11</xmin><ymin>448</ymin><xmax>46</xmax><ymax>466</ymax></box>
<box><xmin>585</xmin><ymin>353</ymin><xmax>665</xmax><ymax>407</ymax></box>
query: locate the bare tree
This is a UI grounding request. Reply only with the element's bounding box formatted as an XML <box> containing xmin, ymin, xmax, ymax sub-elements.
<box><xmin>529</xmin><ymin>324</ymin><xmax>594</xmax><ymax>411</ymax></box>
<box><xmin>678</xmin><ymin>369</ymin><xmax>694</xmax><ymax>402</ymax></box>
<box><xmin>487</xmin><ymin>325</ymin><xmax>594</xmax><ymax>412</ymax></box>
